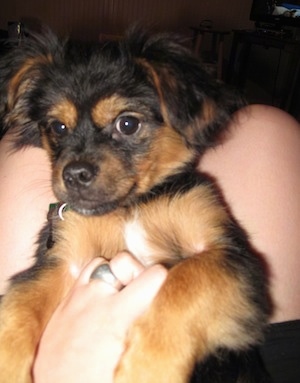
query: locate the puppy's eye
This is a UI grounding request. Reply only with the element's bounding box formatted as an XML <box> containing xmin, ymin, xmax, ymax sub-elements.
<box><xmin>116</xmin><ymin>116</ymin><xmax>141</xmax><ymax>135</ymax></box>
<box><xmin>49</xmin><ymin>121</ymin><xmax>68</xmax><ymax>136</ymax></box>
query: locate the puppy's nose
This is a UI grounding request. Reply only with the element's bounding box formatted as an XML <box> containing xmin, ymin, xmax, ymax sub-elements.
<box><xmin>63</xmin><ymin>161</ymin><xmax>98</xmax><ymax>189</ymax></box>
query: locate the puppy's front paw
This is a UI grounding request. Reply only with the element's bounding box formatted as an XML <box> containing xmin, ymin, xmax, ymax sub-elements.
<box><xmin>114</xmin><ymin>315</ymin><xmax>193</xmax><ymax>383</ymax></box>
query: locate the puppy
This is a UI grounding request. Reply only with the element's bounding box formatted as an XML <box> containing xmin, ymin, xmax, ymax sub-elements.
<box><xmin>0</xmin><ymin>29</ymin><xmax>270</xmax><ymax>383</ymax></box>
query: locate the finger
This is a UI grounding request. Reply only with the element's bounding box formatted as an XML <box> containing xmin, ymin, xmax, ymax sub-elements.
<box><xmin>90</xmin><ymin>263</ymin><xmax>124</xmax><ymax>291</ymax></box>
<box><xmin>109</xmin><ymin>251</ymin><xmax>145</xmax><ymax>286</ymax></box>
<box><xmin>76</xmin><ymin>257</ymin><xmax>109</xmax><ymax>285</ymax></box>
<box><xmin>68</xmin><ymin>258</ymin><xmax>120</xmax><ymax>297</ymax></box>
<box><xmin>87</xmin><ymin>252</ymin><xmax>144</xmax><ymax>293</ymax></box>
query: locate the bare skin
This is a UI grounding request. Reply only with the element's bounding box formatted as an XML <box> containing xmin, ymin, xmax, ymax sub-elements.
<box><xmin>199</xmin><ymin>104</ymin><xmax>300</xmax><ymax>323</ymax></box>
<box><xmin>0</xmin><ymin>143</ymin><xmax>53</xmax><ymax>292</ymax></box>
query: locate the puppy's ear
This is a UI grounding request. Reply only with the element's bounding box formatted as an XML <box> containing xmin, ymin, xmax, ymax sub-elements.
<box><xmin>0</xmin><ymin>30</ymin><xmax>61</xmax><ymax>147</ymax></box>
<box><xmin>127</xmin><ymin>30</ymin><xmax>244</xmax><ymax>151</ymax></box>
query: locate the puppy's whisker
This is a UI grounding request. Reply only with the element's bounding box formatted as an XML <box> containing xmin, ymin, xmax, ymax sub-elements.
<box><xmin>24</xmin><ymin>179</ymin><xmax>52</xmax><ymax>193</ymax></box>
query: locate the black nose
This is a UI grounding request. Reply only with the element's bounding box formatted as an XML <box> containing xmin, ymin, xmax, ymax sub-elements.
<box><xmin>63</xmin><ymin>161</ymin><xmax>98</xmax><ymax>189</ymax></box>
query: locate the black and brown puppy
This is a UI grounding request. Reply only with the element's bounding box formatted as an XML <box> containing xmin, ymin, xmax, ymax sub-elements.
<box><xmin>0</xmin><ymin>29</ymin><xmax>269</xmax><ymax>382</ymax></box>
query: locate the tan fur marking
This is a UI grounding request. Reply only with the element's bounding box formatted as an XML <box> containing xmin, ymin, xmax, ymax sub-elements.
<box><xmin>0</xmin><ymin>259</ymin><xmax>71</xmax><ymax>383</ymax></box>
<box><xmin>48</xmin><ymin>99</ymin><xmax>78</xmax><ymax>130</ymax></box>
<box><xmin>91</xmin><ymin>95</ymin><xmax>130</xmax><ymax>128</ymax></box>
<box><xmin>40</xmin><ymin>132</ymin><xmax>53</xmax><ymax>159</ymax></box>
<box><xmin>182</xmin><ymin>99</ymin><xmax>218</xmax><ymax>145</ymax></box>
<box><xmin>202</xmin><ymin>99</ymin><xmax>216</xmax><ymax>125</ymax></box>
<box><xmin>53</xmin><ymin>210</ymin><xmax>126</xmax><ymax>269</ymax></box>
<box><xmin>135</xmin><ymin>124</ymin><xmax>194</xmax><ymax>194</ymax></box>
<box><xmin>138</xmin><ymin>59</ymin><xmax>172</xmax><ymax>128</ymax></box>
<box><xmin>8</xmin><ymin>55</ymin><xmax>52</xmax><ymax>109</ymax></box>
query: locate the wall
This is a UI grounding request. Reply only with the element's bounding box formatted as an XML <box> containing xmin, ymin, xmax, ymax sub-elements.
<box><xmin>0</xmin><ymin>0</ymin><xmax>254</xmax><ymax>41</ymax></box>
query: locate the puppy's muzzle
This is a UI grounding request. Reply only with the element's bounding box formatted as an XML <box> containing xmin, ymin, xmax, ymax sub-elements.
<box><xmin>63</xmin><ymin>161</ymin><xmax>98</xmax><ymax>190</ymax></box>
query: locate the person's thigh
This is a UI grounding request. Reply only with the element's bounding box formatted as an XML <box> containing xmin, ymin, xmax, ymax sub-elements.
<box><xmin>0</xmin><ymin>135</ymin><xmax>55</xmax><ymax>294</ymax></box>
<box><xmin>199</xmin><ymin>104</ymin><xmax>300</xmax><ymax>323</ymax></box>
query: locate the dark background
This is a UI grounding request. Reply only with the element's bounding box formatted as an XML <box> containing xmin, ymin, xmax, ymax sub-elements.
<box><xmin>1</xmin><ymin>0</ymin><xmax>300</xmax><ymax>118</ymax></box>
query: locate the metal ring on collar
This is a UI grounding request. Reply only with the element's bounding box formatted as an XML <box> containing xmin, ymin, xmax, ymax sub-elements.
<box><xmin>90</xmin><ymin>262</ymin><xmax>124</xmax><ymax>290</ymax></box>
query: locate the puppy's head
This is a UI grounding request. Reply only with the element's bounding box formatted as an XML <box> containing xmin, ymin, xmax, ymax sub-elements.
<box><xmin>1</xmin><ymin>29</ymin><xmax>243</xmax><ymax>215</ymax></box>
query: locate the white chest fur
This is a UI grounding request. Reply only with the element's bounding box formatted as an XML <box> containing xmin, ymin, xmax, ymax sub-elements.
<box><xmin>123</xmin><ymin>214</ymin><xmax>155</xmax><ymax>266</ymax></box>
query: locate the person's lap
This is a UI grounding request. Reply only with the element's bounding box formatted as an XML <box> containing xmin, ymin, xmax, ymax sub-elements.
<box><xmin>200</xmin><ymin>104</ymin><xmax>300</xmax><ymax>324</ymax></box>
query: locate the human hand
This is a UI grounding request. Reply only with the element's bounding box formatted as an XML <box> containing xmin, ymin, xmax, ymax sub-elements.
<box><xmin>33</xmin><ymin>252</ymin><xmax>167</xmax><ymax>383</ymax></box>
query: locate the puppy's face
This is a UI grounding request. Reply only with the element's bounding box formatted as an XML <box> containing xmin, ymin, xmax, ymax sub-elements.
<box><xmin>38</xmin><ymin>80</ymin><xmax>193</xmax><ymax>215</ymax></box>
<box><xmin>1</xmin><ymin>30</ymin><xmax>242</xmax><ymax>215</ymax></box>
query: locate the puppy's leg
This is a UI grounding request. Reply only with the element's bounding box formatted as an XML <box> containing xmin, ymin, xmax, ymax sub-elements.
<box><xmin>0</xmin><ymin>211</ymin><xmax>124</xmax><ymax>383</ymax></box>
<box><xmin>115</xmin><ymin>253</ymin><xmax>266</xmax><ymax>383</ymax></box>
<box><xmin>0</xmin><ymin>257</ymin><xmax>72</xmax><ymax>383</ymax></box>
<box><xmin>115</xmin><ymin>188</ymin><xmax>268</xmax><ymax>383</ymax></box>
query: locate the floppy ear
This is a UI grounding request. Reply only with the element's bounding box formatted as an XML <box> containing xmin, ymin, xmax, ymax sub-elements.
<box><xmin>127</xmin><ymin>31</ymin><xmax>244</xmax><ymax>151</ymax></box>
<box><xmin>0</xmin><ymin>31</ymin><xmax>61</xmax><ymax>147</ymax></box>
